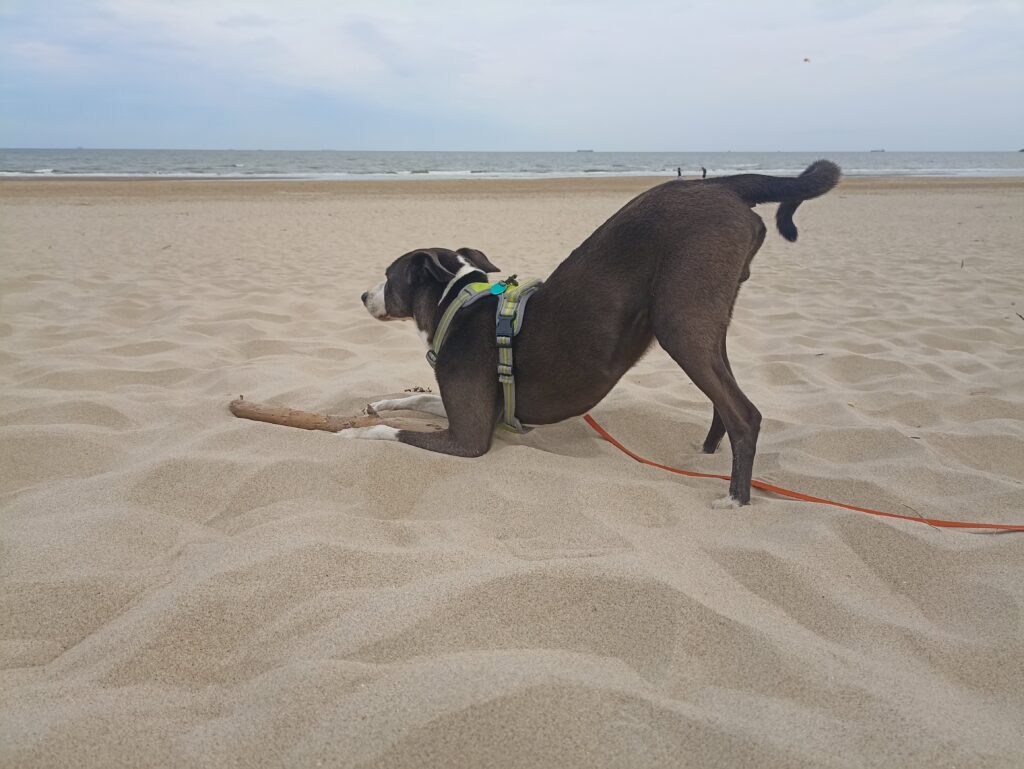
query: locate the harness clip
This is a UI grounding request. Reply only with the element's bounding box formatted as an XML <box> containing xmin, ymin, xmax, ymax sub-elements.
<box><xmin>495</xmin><ymin>314</ymin><xmax>516</xmax><ymax>338</ymax></box>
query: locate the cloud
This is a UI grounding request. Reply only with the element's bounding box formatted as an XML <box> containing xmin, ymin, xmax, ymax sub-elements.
<box><xmin>8</xmin><ymin>40</ymin><xmax>93</xmax><ymax>74</ymax></box>
<box><xmin>216</xmin><ymin>14</ymin><xmax>274</xmax><ymax>30</ymax></box>
<box><xmin>1</xmin><ymin>0</ymin><xmax>1022</xmax><ymax>148</ymax></box>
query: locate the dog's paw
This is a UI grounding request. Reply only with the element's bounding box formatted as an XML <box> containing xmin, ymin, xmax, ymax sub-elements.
<box><xmin>339</xmin><ymin>425</ymin><xmax>399</xmax><ymax>441</ymax></box>
<box><xmin>711</xmin><ymin>495</ymin><xmax>743</xmax><ymax>510</ymax></box>
<box><xmin>367</xmin><ymin>398</ymin><xmax>401</xmax><ymax>414</ymax></box>
<box><xmin>362</xmin><ymin>402</ymin><xmax>379</xmax><ymax>416</ymax></box>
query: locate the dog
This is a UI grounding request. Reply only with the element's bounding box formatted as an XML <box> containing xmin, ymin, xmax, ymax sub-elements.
<box><xmin>352</xmin><ymin>160</ymin><xmax>840</xmax><ymax>506</ymax></box>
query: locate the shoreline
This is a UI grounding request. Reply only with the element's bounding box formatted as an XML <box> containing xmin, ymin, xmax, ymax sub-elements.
<box><xmin>4</xmin><ymin>175</ymin><xmax>1024</xmax><ymax>200</ymax></box>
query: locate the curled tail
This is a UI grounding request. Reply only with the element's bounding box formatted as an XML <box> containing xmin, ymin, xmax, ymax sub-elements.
<box><xmin>709</xmin><ymin>159</ymin><xmax>841</xmax><ymax>242</ymax></box>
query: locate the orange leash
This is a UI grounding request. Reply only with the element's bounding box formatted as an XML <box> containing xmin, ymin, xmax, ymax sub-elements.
<box><xmin>583</xmin><ymin>414</ymin><xmax>1024</xmax><ymax>532</ymax></box>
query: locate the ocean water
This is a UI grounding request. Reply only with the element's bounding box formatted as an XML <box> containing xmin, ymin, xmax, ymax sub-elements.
<box><xmin>1</xmin><ymin>148</ymin><xmax>1022</xmax><ymax>179</ymax></box>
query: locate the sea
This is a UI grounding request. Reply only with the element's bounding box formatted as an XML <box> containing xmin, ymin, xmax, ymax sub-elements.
<box><xmin>1</xmin><ymin>148</ymin><xmax>1022</xmax><ymax>180</ymax></box>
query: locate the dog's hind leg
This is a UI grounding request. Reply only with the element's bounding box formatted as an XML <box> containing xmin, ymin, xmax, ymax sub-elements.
<box><xmin>653</xmin><ymin>300</ymin><xmax>761</xmax><ymax>506</ymax></box>
<box><xmin>662</xmin><ymin>333</ymin><xmax>761</xmax><ymax>505</ymax></box>
<box><xmin>702</xmin><ymin>222</ymin><xmax>765</xmax><ymax>457</ymax></box>
<box><xmin>701</xmin><ymin>338</ymin><xmax>730</xmax><ymax>454</ymax></box>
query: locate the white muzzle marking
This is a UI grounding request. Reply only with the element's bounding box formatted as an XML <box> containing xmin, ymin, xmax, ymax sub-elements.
<box><xmin>364</xmin><ymin>280</ymin><xmax>390</xmax><ymax>320</ymax></box>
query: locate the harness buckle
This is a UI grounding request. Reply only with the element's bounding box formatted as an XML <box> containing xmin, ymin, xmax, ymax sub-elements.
<box><xmin>425</xmin><ymin>349</ymin><xmax>438</xmax><ymax>367</ymax></box>
<box><xmin>495</xmin><ymin>314</ymin><xmax>516</xmax><ymax>338</ymax></box>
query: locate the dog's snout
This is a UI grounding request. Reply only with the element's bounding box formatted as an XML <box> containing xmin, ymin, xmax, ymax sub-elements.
<box><xmin>361</xmin><ymin>292</ymin><xmax>368</xmax><ymax>305</ymax></box>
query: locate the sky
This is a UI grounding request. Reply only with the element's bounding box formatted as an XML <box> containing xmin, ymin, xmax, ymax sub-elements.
<box><xmin>2</xmin><ymin>0</ymin><xmax>1022</xmax><ymax>151</ymax></box>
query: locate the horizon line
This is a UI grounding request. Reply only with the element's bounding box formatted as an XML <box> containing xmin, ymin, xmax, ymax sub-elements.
<box><xmin>3</xmin><ymin>146</ymin><xmax>1022</xmax><ymax>154</ymax></box>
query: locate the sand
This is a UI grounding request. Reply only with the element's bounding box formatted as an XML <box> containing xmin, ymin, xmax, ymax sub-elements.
<box><xmin>1</xmin><ymin>175</ymin><xmax>1022</xmax><ymax>768</ymax></box>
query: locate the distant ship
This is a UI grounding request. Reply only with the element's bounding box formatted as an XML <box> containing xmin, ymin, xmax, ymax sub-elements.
<box><xmin>576</xmin><ymin>149</ymin><xmax>594</xmax><ymax>152</ymax></box>
<box><xmin>870</xmin><ymin>149</ymin><xmax>886</xmax><ymax>152</ymax></box>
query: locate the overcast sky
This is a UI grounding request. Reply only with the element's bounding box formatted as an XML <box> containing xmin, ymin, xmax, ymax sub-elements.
<box><xmin>2</xmin><ymin>0</ymin><xmax>1022</xmax><ymax>151</ymax></box>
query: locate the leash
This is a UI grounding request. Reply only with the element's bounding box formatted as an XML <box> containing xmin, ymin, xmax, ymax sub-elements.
<box><xmin>583</xmin><ymin>415</ymin><xmax>1024</xmax><ymax>532</ymax></box>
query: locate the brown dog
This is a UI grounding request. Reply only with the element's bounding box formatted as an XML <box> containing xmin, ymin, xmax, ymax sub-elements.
<box><xmin>353</xmin><ymin>161</ymin><xmax>840</xmax><ymax>506</ymax></box>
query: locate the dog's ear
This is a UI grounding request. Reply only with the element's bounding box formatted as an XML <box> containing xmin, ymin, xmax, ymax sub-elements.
<box><xmin>456</xmin><ymin>247</ymin><xmax>500</xmax><ymax>273</ymax></box>
<box><xmin>416</xmin><ymin>250</ymin><xmax>457</xmax><ymax>282</ymax></box>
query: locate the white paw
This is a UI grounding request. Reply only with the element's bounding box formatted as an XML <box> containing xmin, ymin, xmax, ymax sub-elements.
<box><xmin>712</xmin><ymin>495</ymin><xmax>742</xmax><ymax>510</ymax></box>
<box><xmin>339</xmin><ymin>425</ymin><xmax>399</xmax><ymax>441</ymax></box>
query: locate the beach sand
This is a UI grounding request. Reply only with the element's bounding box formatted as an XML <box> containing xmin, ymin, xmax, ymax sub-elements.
<box><xmin>1</xmin><ymin>176</ymin><xmax>1022</xmax><ymax>768</ymax></box>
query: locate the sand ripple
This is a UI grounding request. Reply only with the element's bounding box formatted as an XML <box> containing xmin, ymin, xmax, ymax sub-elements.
<box><xmin>1</xmin><ymin>178</ymin><xmax>1022</xmax><ymax>768</ymax></box>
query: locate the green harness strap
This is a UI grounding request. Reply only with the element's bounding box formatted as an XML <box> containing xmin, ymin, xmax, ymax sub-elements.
<box><xmin>425</xmin><ymin>280</ymin><xmax>493</xmax><ymax>370</ymax></box>
<box><xmin>493</xmin><ymin>277</ymin><xmax>541</xmax><ymax>432</ymax></box>
<box><xmin>426</xmin><ymin>275</ymin><xmax>542</xmax><ymax>433</ymax></box>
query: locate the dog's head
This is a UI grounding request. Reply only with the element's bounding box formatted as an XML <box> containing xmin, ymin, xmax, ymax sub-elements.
<box><xmin>361</xmin><ymin>247</ymin><xmax>499</xmax><ymax>321</ymax></box>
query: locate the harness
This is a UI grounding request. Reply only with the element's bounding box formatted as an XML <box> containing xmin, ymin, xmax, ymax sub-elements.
<box><xmin>426</xmin><ymin>273</ymin><xmax>542</xmax><ymax>433</ymax></box>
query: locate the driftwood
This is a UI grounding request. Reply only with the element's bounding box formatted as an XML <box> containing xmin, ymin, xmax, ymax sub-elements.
<box><xmin>228</xmin><ymin>396</ymin><xmax>445</xmax><ymax>433</ymax></box>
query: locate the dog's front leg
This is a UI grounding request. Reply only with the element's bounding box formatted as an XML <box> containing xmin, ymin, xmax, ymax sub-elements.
<box><xmin>340</xmin><ymin>405</ymin><xmax>494</xmax><ymax>456</ymax></box>
<box><xmin>366</xmin><ymin>393</ymin><xmax>446</xmax><ymax>418</ymax></box>
<box><xmin>390</xmin><ymin>418</ymin><xmax>494</xmax><ymax>457</ymax></box>
<box><xmin>343</xmin><ymin>373</ymin><xmax>499</xmax><ymax>457</ymax></box>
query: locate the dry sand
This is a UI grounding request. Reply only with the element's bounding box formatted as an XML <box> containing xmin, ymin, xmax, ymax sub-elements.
<box><xmin>1</xmin><ymin>175</ymin><xmax>1022</xmax><ymax>768</ymax></box>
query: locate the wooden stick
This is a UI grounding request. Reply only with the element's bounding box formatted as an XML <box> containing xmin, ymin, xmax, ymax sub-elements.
<box><xmin>228</xmin><ymin>397</ymin><xmax>444</xmax><ymax>433</ymax></box>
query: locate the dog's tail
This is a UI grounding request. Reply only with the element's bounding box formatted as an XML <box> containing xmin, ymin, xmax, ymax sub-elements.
<box><xmin>709</xmin><ymin>159</ymin><xmax>841</xmax><ymax>242</ymax></box>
